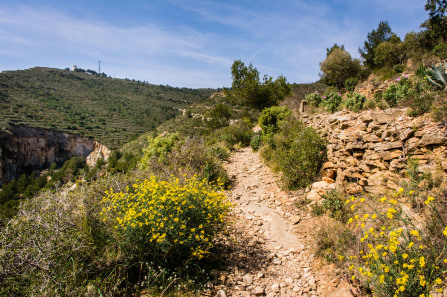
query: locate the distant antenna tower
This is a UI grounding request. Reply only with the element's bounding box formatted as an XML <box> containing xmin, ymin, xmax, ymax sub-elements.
<box><xmin>98</xmin><ymin>61</ymin><xmax>101</xmax><ymax>74</ymax></box>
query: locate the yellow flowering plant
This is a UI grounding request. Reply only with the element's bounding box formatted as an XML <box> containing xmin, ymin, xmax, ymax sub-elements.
<box><xmin>341</xmin><ymin>189</ymin><xmax>447</xmax><ymax>296</ymax></box>
<box><xmin>101</xmin><ymin>174</ymin><xmax>232</xmax><ymax>268</ymax></box>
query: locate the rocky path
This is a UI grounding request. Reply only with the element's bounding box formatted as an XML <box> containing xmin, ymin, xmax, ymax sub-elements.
<box><xmin>212</xmin><ymin>148</ymin><xmax>353</xmax><ymax>297</ymax></box>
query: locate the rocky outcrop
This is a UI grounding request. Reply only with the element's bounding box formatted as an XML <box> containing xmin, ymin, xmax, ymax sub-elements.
<box><xmin>0</xmin><ymin>125</ymin><xmax>110</xmax><ymax>184</ymax></box>
<box><xmin>301</xmin><ymin>109</ymin><xmax>447</xmax><ymax>199</ymax></box>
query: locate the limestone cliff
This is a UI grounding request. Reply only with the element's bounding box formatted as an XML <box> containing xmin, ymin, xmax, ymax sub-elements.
<box><xmin>0</xmin><ymin>125</ymin><xmax>110</xmax><ymax>184</ymax></box>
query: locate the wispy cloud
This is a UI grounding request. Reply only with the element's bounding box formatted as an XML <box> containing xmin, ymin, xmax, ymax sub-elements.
<box><xmin>0</xmin><ymin>1</ymin><xmax>428</xmax><ymax>87</ymax></box>
<box><xmin>0</xmin><ymin>5</ymin><xmax>232</xmax><ymax>86</ymax></box>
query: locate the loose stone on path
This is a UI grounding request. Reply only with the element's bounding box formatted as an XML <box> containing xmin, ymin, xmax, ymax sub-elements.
<box><xmin>213</xmin><ymin>147</ymin><xmax>354</xmax><ymax>297</ymax></box>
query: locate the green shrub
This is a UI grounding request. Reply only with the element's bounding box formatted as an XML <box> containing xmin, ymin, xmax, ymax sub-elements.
<box><xmin>0</xmin><ymin>174</ymin><xmax>137</xmax><ymax>296</ymax></box>
<box><xmin>258</xmin><ymin>106</ymin><xmax>291</xmax><ymax>138</ymax></box>
<box><xmin>393</xmin><ymin>64</ymin><xmax>404</xmax><ymax>73</ymax></box>
<box><xmin>382</xmin><ymin>84</ymin><xmax>399</xmax><ymax>107</ymax></box>
<box><xmin>345</xmin><ymin>77</ymin><xmax>359</xmax><ymax>92</ymax></box>
<box><xmin>214</xmin><ymin>120</ymin><xmax>252</xmax><ymax>149</ymax></box>
<box><xmin>101</xmin><ymin>175</ymin><xmax>232</xmax><ymax>268</ymax></box>
<box><xmin>433</xmin><ymin>42</ymin><xmax>447</xmax><ymax>59</ymax></box>
<box><xmin>345</xmin><ymin>93</ymin><xmax>366</xmax><ymax>112</ymax></box>
<box><xmin>321</xmin><ymin>90</ymin><xmax>342</xmax><ymax>113</ymax></box>
<box><xmin>144</xmin><ymin>136</ymin><xmax>230</xmax><ymax>186</ymax></box>
<box><xmin>321</xmin><ymin>190</ymin><xmax>349</xmax><ymax>222</ymax></box>
<box><xmin>304</xmin><ymin>92</ymin><xmax>322</xmax><ymax>107</ymax></box>
<box><xmin>250</xmin><ymin>131</ymin><xmax>263</xmax><ymax>151</ymax></box>
<box><xmin>382</xmin><ymin>76</ymin><xmax>414</xmax><ymax>107</ymax></box>
<box><xmin>311</xmin><ymin>203</ymin><xmax>326</xmax><ymax>216</ymax></box>
<box><xmin>407</xmin><ymin>94</ymin><xmax>435</xmax><ymax>117</ymax></box>
<box><xmin>432</xmin><ymin>95</ymin><xmax>447</xmax><ymax>123</ymax></box>
<box><xmin>210</xmin><ymin>144</ymin><xmax>230</xmax><ymax>161</ymax></box>
<box><xmin>204</xmin><ymin>103</ymin><xmax>232</xmax><ymax>129</ymax></box>
<box><xmin>263</xmin><ymin>116</ymin><xmax>326</xmax><ymax>189</ymax></box>
<box><xmin>140</xmin><ymin>133</ymin><xmax>180</xmax><ymax>168</ymax></box>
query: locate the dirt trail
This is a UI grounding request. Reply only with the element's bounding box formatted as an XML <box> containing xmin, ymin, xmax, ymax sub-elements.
<box><xmin>213</xmin><ymin>147</ymin><xmax>353</xmax><ymax>297</ymax></box>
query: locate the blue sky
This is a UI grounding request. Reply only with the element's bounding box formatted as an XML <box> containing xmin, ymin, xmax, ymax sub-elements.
<box><xmin>0</xmin><ymin>0</ymin><xmax>428</xmax><ymax>88</ymax></box>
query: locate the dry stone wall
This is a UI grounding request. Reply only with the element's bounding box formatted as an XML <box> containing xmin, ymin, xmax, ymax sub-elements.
<box><xmin>300</xmin><ymin>109</ymin><xmax>447</xmax><ymax>200</ymax></box>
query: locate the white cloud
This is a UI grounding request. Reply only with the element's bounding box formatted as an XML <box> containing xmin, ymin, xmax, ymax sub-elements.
<box><xmin>0</xmin><ymin>1</ymin><xmax>429</xmax><ymax>87</ymax></box>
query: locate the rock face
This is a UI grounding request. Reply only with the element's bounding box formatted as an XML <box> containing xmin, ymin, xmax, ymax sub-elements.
<box><xmin>301</xmin><ymin>109</ymin><xmax>447</xmax><ymax>196</ymax></box>
<box><xmin>0</xmin><ymin>124</ymin><xmax>110</xmax><ymax>184</ymax></box>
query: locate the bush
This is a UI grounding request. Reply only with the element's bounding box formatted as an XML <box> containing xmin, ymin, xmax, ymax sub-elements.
<box><xmin>321</xmin><ymin>190</ymin><xmax>350</xmax><ymax>222</ymax></box>
<box><xmin>101</xmin><ymin>175</ymin><xmax>232</xmax><ymax>268</ymax></box>
<box><xmin>263</xmin><ymin>116</ymin><xmax>326</xmax><ymax>189</ymax></box>
<box><xmin>432</xmin><ymin>94</ymin><xmax>447</xmax><ymax>123</ymax></box>
<box><xmin>144</xmin><ymin>136</ymin><xmax>230</xmax><ymax>186</ymax></box>
<box><xmin>209</xmin><ymin>144</ymin><xmax>230</xmax><ymax>161</ymax></box>
<box><xmin>345</xmin><ymin>77</ymin><xmax>359</xmax><ymax>92</ymax></box>
<box><xmin>407</xmin><ymin>94</ymin><xmax>435</xmax><ymax>117</ymax></box>
<box><xmin>0</xmin><ymin>171</ymin><xmax>233</xmax><ymax>296</ymax></box>
<box><xmin>393</xmin><ymin>64</ymin><xmax>404</xmax><ymax>73</ymax></box>
<box><xmin>204</xmin><ymin>103</ymin><xmax>232</xmax><ymax>129</ymax></box>
<box><xmin>313</xmin><ymin>217</ymin><xmax>355</xmax><ymax>262</ymax></box>
<box><xmin>321</xmin><ymin>90</ymin><xmax>342</xmax><ymax>113</ymax></box>
<box><xmin>258</xmin><ymin>106</ymin><xmax>291</xmax><ymax>138</ymax></box>
<box><xmin>214</xmin><ymin>120</ymin><xmax>252</xmax><ymax>149</ymax></box>
<box><xmin>433</xmin><ymin>42</ymin><xmax>447</xmax><ymax>59</ymax></box>
<box><xmin>340</xmin><ymin>190</ymin><xmax>447</xmax><ymax>297</ymax></box>
<box><xmin>140</xmin><ymin>133</ymin><xmax>180</xmax><ymax>168</ymax></box>
<box><xmin>250</xmin><ymin>131</ymin><xmax>263</xmax><ymax>151</ymax></box>
<box><xmin>382</xmin><ymin>84</ymin><xmax>399</xmax><ymax>107</ymax></box>
<box><xmin>382</xmin><ymin>76</ymin><xmax>414</xmax><ymax>107</ymax></box>
<box><xmin>0</xmin><ymin>174</ymin><xmax>137</xmax><ymax>296</ymax></box>
<box><xmin>304</xmin><ymin>92</ymin><xmax>322</xmax><ymax>107</ymax></box>
<box><xmin>345</xmin><ymin>93</ymin><xmax>366</xmax><ymax>112</ymax></box>
<box><xmin>224</xmin><ymin>60</ymin><xmax>290</xmax><ymax>109</ymax></box>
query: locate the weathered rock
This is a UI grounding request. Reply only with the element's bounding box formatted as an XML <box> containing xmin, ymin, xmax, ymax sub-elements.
<box><xmin>345</xmin><ymin>183</ymin><xmax>363</xmax><ymax>195</ymax></box>
<box><xmin>0</xmin><ymin>124</ymin><xmax>110</xmax><ymax>184</ymax></box>
<box><xmin>242</xmin><ymin>274</ymin><xmax>253</xmax><ymax>286</ymax></box>
<box><xmin>419</xmin><ymin>134</ymin><xmax>447</xmax><ymax>146</ymax></box>
<box><xmin>306</xmin><ymin>190</ymin><xmax>321</xmax><ymax>202</ymax></box>
<box><xmin>373</xmin><ymin>141</ymin><xmax>403</xmax><ymax>151</ymax></box>
<box><xmin>290</xmin><ymin>215</ymin><xmax>301</xmax><ymax>224</ymax></box>
<box><xmin>253</xmin><ymin>286</ymin><xmax>266</xmax><ymax>296</ymax></box>
<box><xmin>346</xmin><ymin>142</ymin><xmax>367</xmax><ymax>152</ymax></box>
<box><xmin>359</xmin><ymin>111</ymin><xmax>373</xmax><ymax>123</ymax></box>
<box><xmin>271</xmin><ymin>283</ymin><xmax>281</xmax><ymax>292</ymax></box>
<box><xmin>363</xmin><ymin>134</ymin><xmax>381</xmax><ymax>143</ymax></box>
<box><xmin>322</xmin><ymin>177</ymin><xmax>335</xmax><ymax>184</ymax></box>
<box><xmin>399</xmin><ymin>128</ymin><xmax>415</xmax><ymax>141</ymax></box>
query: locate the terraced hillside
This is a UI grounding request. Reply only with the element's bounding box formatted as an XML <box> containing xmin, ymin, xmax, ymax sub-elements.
<box><xmin>0</xmin><ymin>67</ymin><xmax>215</xmax><ymax>148</ymax></box>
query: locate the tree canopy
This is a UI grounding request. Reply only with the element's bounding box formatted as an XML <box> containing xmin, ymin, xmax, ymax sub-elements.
<box><xmin>425</xmin><ymin>0</ymin><xmax>447</xmax><ymax>41</ymax></box>
<box><xmin>359</xmin><ymin>21</ymin><xmax>394</xmax><ymax>68</ymax></box>
<box><xmin>224</xmin><ymin>60</ymin><xmax>290</xmax><ymax>110</ymax></box>
<box><xmin>320</xmin><ymin>48</ymin><xmax>361</xmax><ymax>90</ymax></box>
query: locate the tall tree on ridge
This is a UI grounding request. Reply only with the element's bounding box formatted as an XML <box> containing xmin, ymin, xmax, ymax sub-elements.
<box><xmin>359</xmin><ymin>21</ymin><xmax>394</xmax><ymax>68</ymax></box>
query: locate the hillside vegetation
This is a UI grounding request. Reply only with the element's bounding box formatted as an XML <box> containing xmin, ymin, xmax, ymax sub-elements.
<box><xmin>0</xmin><ymin>67</ymin><xmax>215</xmax><ymax>148</ymax></box>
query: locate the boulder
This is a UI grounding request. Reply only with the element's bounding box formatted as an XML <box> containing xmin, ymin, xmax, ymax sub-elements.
<box><xmin>359</xmin><ymin>111</ymin><xmax>373</xmax><ymax>123</ymax></box>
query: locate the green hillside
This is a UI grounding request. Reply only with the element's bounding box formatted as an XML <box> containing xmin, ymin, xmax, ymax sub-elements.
<box><xmin>0</xmin><ymin>67</ymin><xmax>215</xmax><ymax>148</ymax></box>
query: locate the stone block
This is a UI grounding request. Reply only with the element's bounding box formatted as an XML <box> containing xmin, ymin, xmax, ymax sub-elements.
<box><xmin>419</xmin><ymin>134</ymin><xmax>447</xmax><ymax>146</ymax></box>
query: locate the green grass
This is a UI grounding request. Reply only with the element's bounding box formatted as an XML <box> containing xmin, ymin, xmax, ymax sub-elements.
<box><xmin>0</xmin><ymin>67</ymin><xmax>215</xmax><ymax>148</ymax></box>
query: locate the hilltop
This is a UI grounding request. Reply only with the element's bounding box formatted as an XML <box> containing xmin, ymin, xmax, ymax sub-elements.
<box><xmin>0</xmin><ymin>67</ymin><xmax>216</xmax><ymax>148</ymax></box>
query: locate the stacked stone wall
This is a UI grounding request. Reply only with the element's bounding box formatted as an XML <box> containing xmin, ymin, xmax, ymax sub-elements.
<box><xmin>301</xmin><ymin>109</ymin><xmax>447</xmax><ymax>200</ymax></box>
